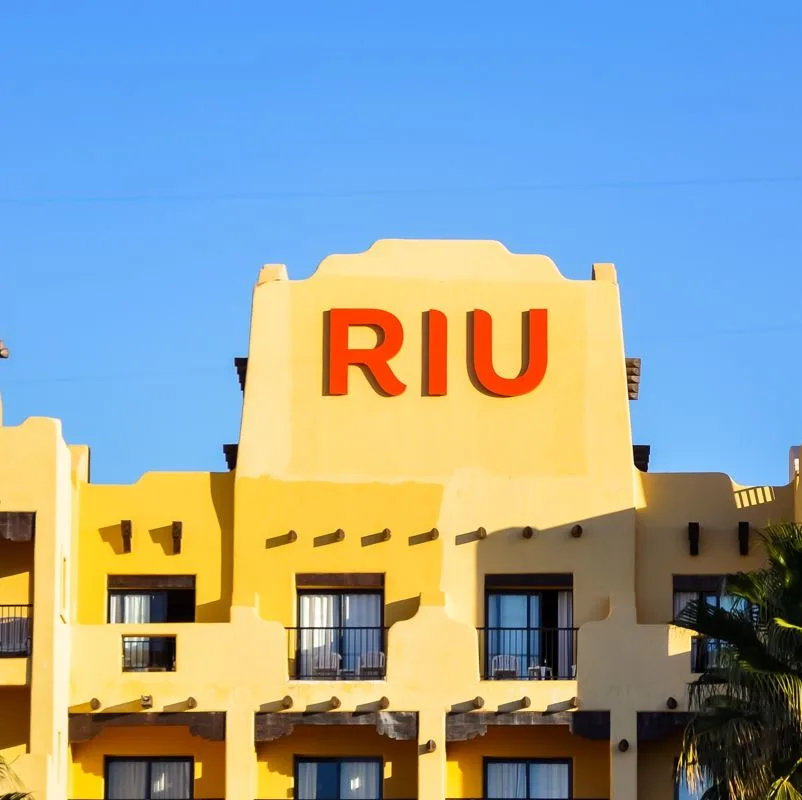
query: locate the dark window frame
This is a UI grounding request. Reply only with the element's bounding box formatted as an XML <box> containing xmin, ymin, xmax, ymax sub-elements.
<box><xmin>294</xmin><ymin>755</ymin><xmax>383</xmax><ymax>800</ymax></box>
<box><xmin>485</xmin><ymin>573</ymin><xmax>573</xmax><ymax>589</ymax></box>
<box><xmin>296</xmin><ymin>573</ymin><xmax>384</xmax><ymax>589</ymax></box>
<box><xmin>108</xmin><ymin>575</ymin><xmax>196</xmax><ymax>591</ymax></box>
<box><xmin>483</xmin><ymin>757</ymin><xmax>573</xmax><ymax>799</ymax></box>
<box><xmin>104</xmin><ymin>755</ymin><xmax>194</xmax><ymax>800</ymax></box>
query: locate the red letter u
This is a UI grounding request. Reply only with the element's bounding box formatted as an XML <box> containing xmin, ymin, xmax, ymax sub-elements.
<box><xmin>470</xmin><ymin>309</ymin><xmax>548</xmax><ymax>397</ymax></box>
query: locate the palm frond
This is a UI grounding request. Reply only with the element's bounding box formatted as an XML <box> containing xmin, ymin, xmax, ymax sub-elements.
<box><xmin>679</xmin><ymin>523</ymin><xmax>802</xmax><ymax>799</ymax></box>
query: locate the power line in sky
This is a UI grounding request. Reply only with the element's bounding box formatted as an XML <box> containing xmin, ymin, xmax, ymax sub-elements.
<box><xmin>0</xmin><ymin>174</ymin><xmax>801</xmax><ymax>204</ymax></box>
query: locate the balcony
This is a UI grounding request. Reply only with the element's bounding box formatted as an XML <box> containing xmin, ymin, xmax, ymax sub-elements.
<box><xmin>477</xmin><ymin>627</ymin><xmax>577</xmax><ymax>680</ymax></box>
<box><xmin>0</xmin><ymin>604</ymin><xmax>32</xmax><ymax>657</ymax></box>
<box><xmin>287</xmin><ymin>626</ymin><xmax>387</xmax><ymax>679</ymax></box>
<box><xmin>691</xmin><ymin>635</ymin><xmax>724</xmax><ymax>673</ymax></box>
<box><xmin>122</xmin><ymin>635</ymin><xmax>177</xmax><ymax>672</ymax></box>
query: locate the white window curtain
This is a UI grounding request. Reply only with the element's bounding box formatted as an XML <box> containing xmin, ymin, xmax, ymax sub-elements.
<box><xmin>557</xmin><ymin>591</ymin><xmax>573</xmax><ymax>678</ymax></box>
<box><xmin>530</xmin><ymin>762</ymin><xmax>570</xmax><ymax>799</ymax></box>
<box><xmin>299</xmin><ymin>594</ymin><xmax>338</xmax><ymax>676</ymax></box>
<box><xmin>487</xmin><ymin>594</ymin><xmax>533</xmax><ymax>677</ymax></box>
<box><xmin>150</xmin><ymin>760</ymin><xmax>192</xmax><ymax>799</ymax></box>
<box><xmin>673</xmin><ymin>591</ymin><xmax>697</xmax><ymax>620</ymax></box>
<box><xmin>296</xmin><ymin>761</ymin><xmax>321</xmax><ymax>799</ymax></box>
<box><xmin>342</xmin><ymin>594</ymin><xmax>382</xmax><ymax>673</ymax></box>
<box><xmin>340</xmin><ymin>761</ymin><xmax>381</xmax><ymax>799</ymax></box>
<box><xmin>109</xmin><ymin>592</ymin><xmax>167</xmax><ymax>623</ymax></box>
<box><xmin>107</xmin><ymin>761</ymin><xmax>148</xmax><ymax>799</ymax></box>
<box><xmin>486</xmin><ymin>762</ymin><xmax>527</xmax><ymax>798</ymax></box>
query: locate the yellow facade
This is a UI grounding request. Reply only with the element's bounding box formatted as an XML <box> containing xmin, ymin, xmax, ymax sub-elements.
<box><xmin>0</xmin><ymin>239</ymin><xmax>793</xmax><ymax>800</ymax></box>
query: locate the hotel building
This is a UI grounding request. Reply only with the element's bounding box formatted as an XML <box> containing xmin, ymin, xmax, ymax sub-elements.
<box><xmin>0</xmin><ymin>240</ymin><xmax>792</xmax><ymax>800</ymax></box>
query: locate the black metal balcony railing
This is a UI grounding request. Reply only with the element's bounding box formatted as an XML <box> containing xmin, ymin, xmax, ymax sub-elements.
<box><xmin>0</xmin><ymin>604</ymin><xmax>32</xmax><ymax>657</ymax></box>
<box><xmin>122</xmin><ymin>635</ymin><xmax>177</xmax><ymax>671</ymax></box>
<box><xmin>288</xmin><ymin>626</ymin><xmax>387</xmax><ymax>679</ymax></box>
<box><xmin>691</xmin><ymin>635</ymin><xmax>726</xmax><ymax>673</ymax></box>
<box><xmin>477</xmin><ymin>627</ymin><xmax>578</xmax><ymax>680</ymax></box>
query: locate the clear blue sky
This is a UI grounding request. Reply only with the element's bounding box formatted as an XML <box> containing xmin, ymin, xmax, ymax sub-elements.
<box><xmin>1</xmin><ymin>1</ymin><xmax>801</xmax><ymax>486</ymax></box>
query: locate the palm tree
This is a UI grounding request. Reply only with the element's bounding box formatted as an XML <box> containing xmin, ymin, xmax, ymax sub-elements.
<box><xmin>674</xmin><ymin>522</ymin><xmax>802</xmax><ymax>800</ymax></box>
<box><xmin>0</xmin><ymin>754</ymin><xmax>29</xmax><ymax>799</ymax></box>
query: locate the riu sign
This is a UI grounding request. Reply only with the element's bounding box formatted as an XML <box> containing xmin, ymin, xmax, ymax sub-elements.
<box><xmin>326</xmin><ymin>308</ymin><xmax>548</xmax><ymax>397</ymax></box>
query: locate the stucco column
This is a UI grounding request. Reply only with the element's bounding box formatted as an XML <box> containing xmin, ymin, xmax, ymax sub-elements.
<box><xmin>417</xmin><ymin>709</ymin><xmax>446</xmax><ymax>800</ymax></box>
<box><xmin>226</xmin><ymin>693</ymin><xmax>257</xmax><ymax>800</ymax></box>
<box><xmin>610</xmin><ymin>708</ymin><xmax>637</xmax><ymax>800</ymax></box>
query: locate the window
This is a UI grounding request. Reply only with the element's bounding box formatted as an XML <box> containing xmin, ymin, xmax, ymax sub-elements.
<box><xmin>296</xmin><ymin>588</ymin><xmax>384</xmax><ymax>679</ymax></box>
<box><xmin>484</xmin><ymin>576</ymin><xmax>574</xmax><ymax>679</ymax></box>
<box><xmin>121</xmin><ymin>634</ymin><xmax>176</xmax><ymax>672</ymax></box>
<box><xmin>673</xmin><ymin>576</ymin><xmax>750</xmax><ymax>673</ymax></box>
<box><xmin>107</xmin><ymin>578</ymin><xmax>196</xmax><ymax>624</ymax></box>
<box><xmin>484</xmin><ymin>758</ymin><xmax>571</xmax><ymax>799</ymax></box>
<box><xmin>108</xmin><ymin>577</ymin><xmax>192</xmax><ymax>673</ymax></box>
<box><xmin>295</xmin><ymin>757</ymin><xmax>382</xmax><ymax>800</ymax></box>
<box><xmin>105</xmin><ymin>757</ymin><xmax>192</xmax><ymax>799</ymax></box>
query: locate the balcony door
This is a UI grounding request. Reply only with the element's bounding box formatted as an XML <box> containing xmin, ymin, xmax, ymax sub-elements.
<box><xmin>298</xmin><ymin>591</ymin><xmax>383</xmax><ymax>677</ymax></box>
<box><xmin>486</xmin><ymin>589</ymin><xmax>573</xmax><ymax>678</ymax></box>
<box><xmin>296</xmin><ymin>757</ymin><xmax>382</xmax><ymax>799</ymax></box>
<box><xmin>485</xmin><ymin>758</ymin><xmax>570</xmax><ymax>799</ymax></box>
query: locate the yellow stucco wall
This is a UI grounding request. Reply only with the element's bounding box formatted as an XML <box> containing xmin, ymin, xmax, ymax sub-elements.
<box><xmin>70</xmin><ymin>727</ymin><xmax>225</xmax><ymax>799</ymax></box>
<box><xmin>0</xmin><ymin>686</ymin><xmax>31</xmax><ymax>761</ymax></box>
<box><xmin>256</xmin><ymin>728</ymin><xmax>418</xmax><ymax>799</ymax></box>
<box><xmin>1</xmin><ymin>241</ymin><xmax>797</xmax><ymax>800</ymax></box>
<box><xmin>77</xmin><ymin>473</ymin><xmax>234</xmax><ymax>624</ymax></box>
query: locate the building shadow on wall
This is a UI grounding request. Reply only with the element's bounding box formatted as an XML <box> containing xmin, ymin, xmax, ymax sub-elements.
<box><xmin>195</xmin><ymin>473</ymin><xmax>234</xmax><ymax>623</ymax></box>
<box><xmin>98</xmin><ymin>523</ymin><xmax>127</xmax><ymax>556</ymax></box>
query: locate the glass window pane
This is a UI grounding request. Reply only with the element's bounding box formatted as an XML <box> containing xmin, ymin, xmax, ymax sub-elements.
<box><xmin>297</xmin><ymin>761</ymin><xmax>339</xmax><ymax>800</ymax></box>
<box><xmin>342</xmin><ymin>594</ymin><xmax>382</xmax><ymax>672</ymax></box>
<box><xmin>150</xmin><ymin>760</ymin><xmax>191</xmax><ymax>799</ymax></box>
<box><xmin>340</xmin><ymin>761</ymin><xmax>381</xmax><ymax>799</ymax></box>
<box><xmin>109</xmin><ymin>592</ymin><xmax>168</xmax><ymax>623</ymax></box>
<box><xmin>486</xmin><ymin>762</ymin><xmax>527</xmax><ymax>798</ymax></box>
<box><xmin>488</xmin><ymin>594</ymin><xmax>529</xmax><ymax>628</ymax></box>
<box><xmin>299</xmin><ymin>595</ymin><xmax>340</xmax><ymax>677</ymax></box>
<box><xmin>529</xmin><ymin>762</ymin><xmax>569</xmax><ymax>799</ymax></box>
<box><xmin>488</xmin><ymin>595</ymin><xmax>529</xmax><ymax>677</ymax></box>
<box><xmin>107</xmin><ymin>760</ymin><xmax>148</xmax><ymax>799</ymax></box>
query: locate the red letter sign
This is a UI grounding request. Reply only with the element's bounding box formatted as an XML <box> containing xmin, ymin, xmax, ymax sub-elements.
<box><xmin>327</xmin><ymin>309</ymin><xmax>406</xmax><ymax>396</ymax></box>
<box><xmin>424</xmin><ymin>310</ymin><xmax>448</xmax><ymax>396</ymax></box>
<box><xmin>470</xmin><ymin>309</ymin><xmax>548</xmax><ymax>397</ymax></box>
